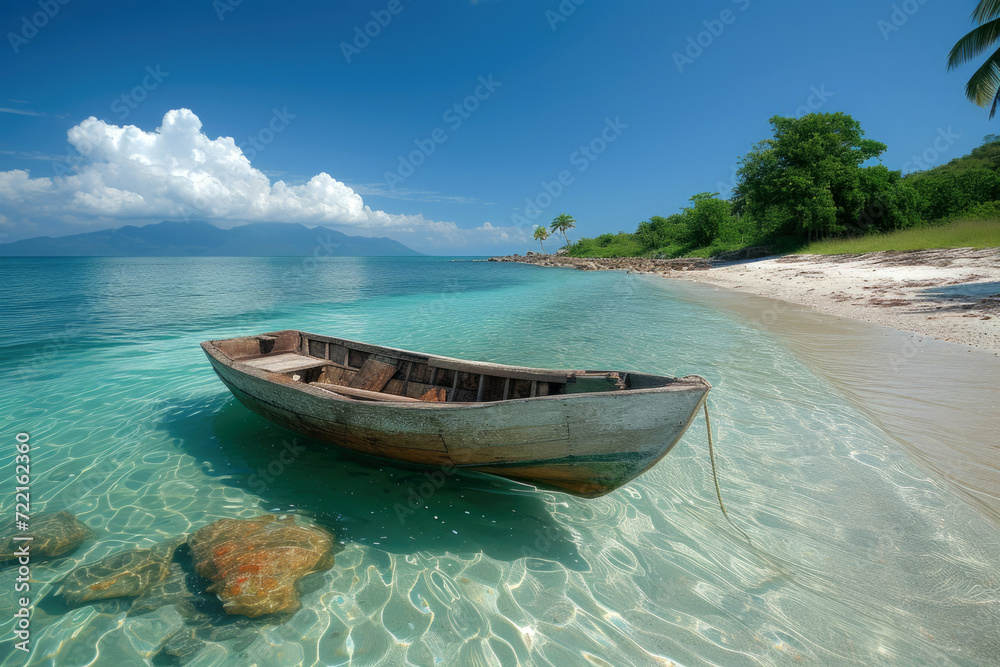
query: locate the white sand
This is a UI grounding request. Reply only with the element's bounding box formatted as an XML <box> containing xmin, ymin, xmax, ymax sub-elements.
<box><xmin>667</xmin><ymin>248</ymin><xmax>1000</xmax><ymax>353</ymax></box>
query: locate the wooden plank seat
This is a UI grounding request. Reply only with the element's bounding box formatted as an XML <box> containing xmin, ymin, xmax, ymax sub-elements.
<box><xmin>243</xmin><ymin>353</ymin><xmax>331</xmax><ymax>374</ymax></box>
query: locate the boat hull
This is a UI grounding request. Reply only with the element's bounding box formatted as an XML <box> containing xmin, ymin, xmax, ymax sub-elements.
<box><xmin>202</xmin><ymin>334</ymin><xmax>710</xmax><ymax>498</ymax></box>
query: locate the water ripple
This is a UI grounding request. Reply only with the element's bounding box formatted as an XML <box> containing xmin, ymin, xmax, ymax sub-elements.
<box><xmin>0</xmin><ymin>258</ymin><xmax>998</xmax><ymax>666</ymax></box>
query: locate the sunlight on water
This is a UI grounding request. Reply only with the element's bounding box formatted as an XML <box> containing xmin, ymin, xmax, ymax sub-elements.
<box><xmin>0</xmin><ymin>257</ymin><xmax>998</xmax><ymax>666</ymax></box>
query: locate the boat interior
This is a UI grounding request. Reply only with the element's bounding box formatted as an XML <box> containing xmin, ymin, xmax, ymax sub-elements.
<box><xmin>210</xmin><ymin>331</ymin><xmax>682</xmax><ymax>404</ymax></box>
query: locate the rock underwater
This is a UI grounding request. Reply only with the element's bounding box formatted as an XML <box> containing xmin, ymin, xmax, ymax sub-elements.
<box><xmin>0</xmin><ymin>511</ymin><xmax>93</xmax><ymax>561</ymax></box>
<box><xmin>60</xmin><ymin>536</ymin><xmax>184</xmax><ymax>605</ymax></box>
<box><xmin>187</xmin><ymin>514</ymin><xmax>335</xmax><ymax>617</ymax></box>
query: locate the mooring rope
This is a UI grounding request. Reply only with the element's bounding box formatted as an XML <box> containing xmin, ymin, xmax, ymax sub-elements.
<box><xmin>704</xmin><ymin>401</ymin><xmax>753</xmax><ymax>545</ymax></box>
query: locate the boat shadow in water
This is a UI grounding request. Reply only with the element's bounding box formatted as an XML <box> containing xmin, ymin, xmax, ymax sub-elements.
<box><xmin>158</xmin><ymin>397</ymin><xmax>588</xmax><ymax>571</ymax></box>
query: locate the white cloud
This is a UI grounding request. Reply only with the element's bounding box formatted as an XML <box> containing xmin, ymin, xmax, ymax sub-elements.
<box><xmin>0</xmin><ymin>107</ymin><xmax>42</xmax><ymax>116</ymax></box>
<box><xmin>0</xmin><ymin>109</ymin><xmax>526</xmax><ymax>248</ymax></box>
<box><xmin>0</xmin><ymin>150</ymin><xmax>64</xmax><ymax>161</ymax></box>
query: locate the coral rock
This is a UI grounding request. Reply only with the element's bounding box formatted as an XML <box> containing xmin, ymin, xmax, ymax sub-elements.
<box><xmin>60</xmin><ymin>537</ymin><xmax>184</xmax><ymax>605</ymax></box>
<box><xmin>187</xmin><ymin>514</ymin><xmax>334</xmax><ymax>617</ymax></box>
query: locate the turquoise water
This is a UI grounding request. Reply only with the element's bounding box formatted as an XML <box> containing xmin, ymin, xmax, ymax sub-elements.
<box><xmin>1</xmin><ymin>256</ymin><xmax>998</xmax><ymax>666</ymax></box>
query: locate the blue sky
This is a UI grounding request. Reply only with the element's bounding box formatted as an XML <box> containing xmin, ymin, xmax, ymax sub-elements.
<box><xmin>0</xmin><ymin>0</ymin><xmax>994</xmax><ymax>254</ymax></box>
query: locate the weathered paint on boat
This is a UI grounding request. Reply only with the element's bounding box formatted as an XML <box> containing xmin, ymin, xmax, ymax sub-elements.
<box><xmin>201</xmin><ymin>330</ymin><xmax>710</xmax><ymax>498</ymax></box>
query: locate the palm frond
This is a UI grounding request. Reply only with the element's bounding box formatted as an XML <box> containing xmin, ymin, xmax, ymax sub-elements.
<box><xmin>948</xmin><ymin>18</ymin><xmax>1000</xmax><ymax>69</ymax></box>
<box><xmin>964</xmin><ymin>49</ymin><xmax>1000</xmax><ymax>105</ymax></box>
<box><xmin>972</xmin><ymin>0</ymin><xmax>1000</xmax><ymax>24</ymax></box>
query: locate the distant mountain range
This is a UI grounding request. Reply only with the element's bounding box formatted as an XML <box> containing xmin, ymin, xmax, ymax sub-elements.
<box><xmin>0</xmin><ymin>221</ymin><xmax>422</xmax><ymax>257</ymax></box>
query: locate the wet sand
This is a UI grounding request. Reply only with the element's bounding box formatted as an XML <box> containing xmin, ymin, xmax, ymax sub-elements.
<box><xmin>661</xmin><ymin>278</ymin><xmax>1000</xmax><ymax>528</ymax></box>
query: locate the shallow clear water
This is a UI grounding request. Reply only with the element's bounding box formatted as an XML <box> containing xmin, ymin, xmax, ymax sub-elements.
<box><xmin>0</xmin><ymin>257</ymin><xmax>998</xmax><ymax>666</ymax></box>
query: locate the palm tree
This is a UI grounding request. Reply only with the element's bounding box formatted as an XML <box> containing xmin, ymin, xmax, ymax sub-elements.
<box><xmin>533</xmin><ymin>226</ymin><xmax>550</xmax><ymax>253</ymax></box>
<box><xmin>550</xmin><ymin>213</ymin><xmax>576</xmax><ymax>245</ymax></box>
<box><xmin>949</xmin><ymin>2</ymin><xmax>1000</xmax><ymax>118</ymax></box>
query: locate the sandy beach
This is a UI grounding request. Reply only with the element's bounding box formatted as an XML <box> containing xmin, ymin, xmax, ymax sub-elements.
<box><xmin>674</xmin><ymin>248</ymin><xmax>1000</xmax><ymax>353</ymax></box>
<box><xmin>491</xmin><ymin>248</ymin><xmax>1000</xmax><ymax>352</ymax></box>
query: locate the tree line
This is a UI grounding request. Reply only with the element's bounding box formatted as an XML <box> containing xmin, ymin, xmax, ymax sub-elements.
<box><xmin>561</xmin><ymin>112</ymin><xmax>1000</xmax><ymax>259</ymax></box>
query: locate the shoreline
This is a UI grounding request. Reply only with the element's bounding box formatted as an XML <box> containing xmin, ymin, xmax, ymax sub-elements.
<box><xmin>657</xmin><ymin>278</ymin><xmax>1000</xmax><ymax>528</ymax></box>
<box><xmin>492</xmin><ymin>249</ymin><xmax>1000</xmax><ymax>525</ymax></box>
<box><xmin>490</xmin><ymin>249</ymin><xmax>1000</xmax><ymax>353</ymax></box>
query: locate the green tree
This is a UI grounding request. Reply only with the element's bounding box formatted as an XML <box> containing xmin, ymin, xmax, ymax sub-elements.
<box><xmin>636</xmin><ymin>214</ymin><xmax>690</xmax><ymax>252</ymax></box>
<box><xmin>948</xmin><ymin>2</ymin><xmax>1000</xmax><ymax>118</ymax></box>
<box><xmin>683</xmin><ymin>193</ymin><xmax>731</xmax><ymax>246</ymax></box>
<box><xmin>533</xmin><ymin>226</ymin><xmax>550</xmax><ymax>253</ymax></box>
<box><xmin>550</xmin><ymin>213</ymin><xmax>576</xmax><ymax>245</ymax></box>
<box><xmin>854</xmin><ymin>166</ymin><xmax>921</xmax><ymax>232</ymax></box>
<box><xmin>734</xmin><ymin>113</ymin><xmax>891</xmax><ymax>240</ymax></box>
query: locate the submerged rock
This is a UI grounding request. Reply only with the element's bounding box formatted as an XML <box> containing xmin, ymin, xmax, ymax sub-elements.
<box><xmin>0</xmin><ymin>511</ymin><xmax>92</xmax><ymax>561</ymax></box>
<box><xmin>159</xmin><ymin>630</ymin><xmax>207</xmax><ymax>664</ymax></box>
<box><xmin>60</xmin><ymin>536</ymin><xmax>184</xmax><ymax>605</ymax></box>
<box><xmin>129</xmin><ymin>562</ymin><xmax>200</xmax><ymax>616</ymax></box>
<box><xmin>187</xmin><ymin>514</ymin><xmax>335</xmax><ymax>617</ymax></box>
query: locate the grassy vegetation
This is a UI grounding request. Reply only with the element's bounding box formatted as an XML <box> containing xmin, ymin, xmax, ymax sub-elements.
<box><xmin>797</xmin><ymin>219</ymin><xmax>1000</xmax><ymax>255</ymax></box>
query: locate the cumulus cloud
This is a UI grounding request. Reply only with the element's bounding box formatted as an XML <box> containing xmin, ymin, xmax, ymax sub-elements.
<box><xmin>0</xmin><ymin>109</ymin><xmax>525</xmax><ymax>248</ymax></box>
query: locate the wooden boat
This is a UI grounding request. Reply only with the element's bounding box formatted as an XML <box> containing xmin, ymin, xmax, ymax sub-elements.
<box><xmin>201</xmin><ymin>330</ymin><xmax>711</xmax><ymax>498</ymax></box>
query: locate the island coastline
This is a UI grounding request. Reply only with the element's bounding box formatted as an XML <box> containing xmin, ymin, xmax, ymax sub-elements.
<box><xmin>490</xmin><ymin>248</ymin><xmax>1000</xmax><ymax>353</ymax></box>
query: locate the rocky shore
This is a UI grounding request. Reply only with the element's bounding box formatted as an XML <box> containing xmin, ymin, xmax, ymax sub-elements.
<box><xmin>488</xmin><ymin>253</ymin><xmax>712</xmax><ymax>272</ymax></box>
